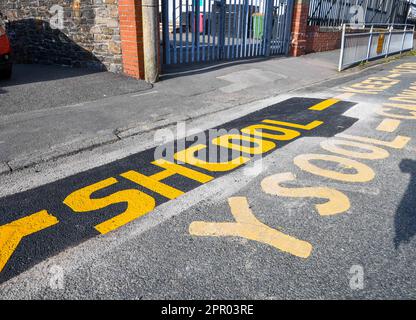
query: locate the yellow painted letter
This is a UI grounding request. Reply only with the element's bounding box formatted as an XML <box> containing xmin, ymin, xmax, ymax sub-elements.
<box><xmin>261</xmin><ymin>172</ymin><xmax>350</xmax><ymax>216</ymax></box>
<box><xmin>0</xmin><ymin>210</ymin><xmax>58</xmax><ymax>273</ymax></box>
<box><xmin>294</xmin><ymin>154</ymin><xmax>375</xmax><ymax>182</ymax></box>
<box><xmin>174</xmin><ymin>144</ymin><xmax>250</xmax><ymax>172</ymax></box>
<box><xmin>189</xmin><ymin>197</ymin><xmax>312</xmax><ymax>258</ymax></box>
<box><xmin>320</xmin><ymin>139</ymin><xmax>389</xmax><ymax>160</ymax></box>
<box><xmin>213</xmin><ymin>134</ymin><xmax>275</xmax><ymax>155</ymax></box>
<box><xmin>64</xmin><ymin>178</ymin><xmax>155</xmax><ymax>234</ymax></box>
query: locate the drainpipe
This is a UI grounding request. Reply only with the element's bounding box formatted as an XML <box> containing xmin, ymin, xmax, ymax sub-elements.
<box><xmin>142</xmin><ymin>0</ymin><xmax>159</xmax><ymax>83</ymax></box>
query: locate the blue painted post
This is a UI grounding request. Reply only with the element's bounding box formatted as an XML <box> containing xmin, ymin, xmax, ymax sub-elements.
<box><xmin>186</xmin><ymin>0</ymin><xmax>190</xmax><ymax>62</ymax></box>
<box><xmin>172</xmin><ymin>0</ymin><xmax>177</xmax><ymax>63</ymax></box>
<box><xmin>218</xmin><ymin>0</ymin><xmax>226</xmax><ymax>59</ymax></box>
<box><xmin>231</xmin><ymin>0</ymin><xmax>237</xmax><ymax>59</ymax></box>
<box><xmin>241</xmin><ymin>0</ymin><xmax>248</xmax><ymax>57</ymax></box>
<box><xmin>195</xmin><ymin>0</ymin><xmax>201</xmax><ymax>62</ymax></box>
<box><xmin>284</xmin><ymin>0</ymin><xmax>295</xmax><ymax>55</ymax></box>
<box><xmin>264</xmin><ymin>0</ymin><xmax>274</xmax><ymax>56</ymax></box>
<box><xmin>202</xmin><ymin>0</ymin><xmax>207</xmax><ymax>61</ymax></box>
<box><xmin>162</xmin><ymin>0</ymin><xmax>171</xmax><ymax>64</ymax></box>
<box><xmin>179</xmin><ymin>0</ymin><xmax>183</xmax><ymax>63</ymax></box>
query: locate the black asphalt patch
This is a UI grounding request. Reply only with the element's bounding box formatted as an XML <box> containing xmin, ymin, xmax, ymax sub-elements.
<box><xmin>0</xmin><ymin>97</ymin><xmax>357</xmax><ymax>284</ymax></box>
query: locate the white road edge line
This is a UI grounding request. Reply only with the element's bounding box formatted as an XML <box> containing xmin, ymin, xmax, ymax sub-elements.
<box><xmin>131</xmin><ymin>90</ymin><xmax>159</xmax><ymax>97</ymax></box>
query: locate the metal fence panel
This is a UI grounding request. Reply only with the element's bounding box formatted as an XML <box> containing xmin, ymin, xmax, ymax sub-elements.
<box><xmin>162</xmin><ymin>0</ymin><xmax>294</xmax><ymax>67</ymax></box>
<box><xmin>404</xmin><ymin>32</ymin><xmax>414</xmax><ymax>50</ymax></box>
<box><xmin>389</xmin><ymin>32</ymin><xmax>404</xmax><ymax>53</ymax></box>
<box><xmin>308</xmin><ymin>0</ymin><xmax>411</xmax><ymax>27</ymax></box>
<box><xmin>339</xmin><ymin>24</ymin><xmax>415</xmax><ymax>71</ymax></box>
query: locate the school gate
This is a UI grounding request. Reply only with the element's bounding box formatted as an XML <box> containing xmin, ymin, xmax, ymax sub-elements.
<box><xmin>161</xmin><ymin>0</ymin><xmax>294</xmax><ymax>67</ymax></box>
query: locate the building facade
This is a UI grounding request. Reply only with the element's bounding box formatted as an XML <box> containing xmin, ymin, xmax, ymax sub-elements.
<box><xmin>0</xmin><ymin>0</ymin><xmax>413</xmax><ymax>80</ymax></box>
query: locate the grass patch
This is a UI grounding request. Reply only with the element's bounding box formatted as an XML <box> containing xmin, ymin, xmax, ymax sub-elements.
<box><xmin>356</xmin><ymin>50</ymin><xmax>416</xmax><ymax>70</ymax></box>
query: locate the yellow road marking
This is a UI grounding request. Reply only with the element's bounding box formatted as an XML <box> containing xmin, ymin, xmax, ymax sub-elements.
<box><xmin>335</xmin><ymin>92</ymin><xmax>356</xmax><ymax>100</ymax></box>
<box><xmin>213</xmin><ymin>134</ymin><xmax>276</xmax><ymax>155</ymax></box>
<box><xmin>0</xmin><ymin>211</ymin><xmax>59</xmax><ymax>273</ymax></box>
<box><xmin>189</xmin><ymin>197</ymin><xmax>313</xmax><ymax>258</ymax></box>
<box><xmin>121</xmin><ymin>170</ymin><xmax>184</xmax><ymax>200</ymax></box>
<box><xmin>152</xmin><ymin>159</ymin><xmax>214</xmax><ymax>184</ymax></box>
<box><xmin>63</xmin><ymin>178</ymin><xmax>156</xmax><ymax>234</ymax></box>
<box><xmin>261</xmin><ymin>119</ymin><xmax>323</xmax><ymax>130</ymax></box>
<box><xmin>337</xmin><ymin>134</ymin><xmax>410</xmax><ymax>149</ymax></box>
<box><xmin>389</xmin><ymin>97</ymin><xmax>416</xmax><ymax>104</ymax></box>
<box><xmin>384</xmin><ymin>102</ymin><xmax>416</xmax><ymax>111</ymax></box>
<box><xmin>377</xmin><ymin>108</ymin><xmax>416</xmax><ymax>120</ymax></box>
<box><xmin>261</xmin><ymin>172</ymin><xmax>350</xmax><ymax>216</ymax></box>
<box><xmin>294</xmin><ymin>154</ymin><xmax>375</xmax><ymax>183</ymax></box>
<box><xmin>174</xmin><ymin>144</ymin><xmax>250</xmax><ymax>172</ymax></box>
<box><xmin>376</xmin><ymin>119</ymin><xmax>401</xmax><ymax>133</ymax></box>
<box><xmin>309</xmin><ymin>98</ymin><xmax>340</xmax><ymax>111</ymax></box>
<box><xmin>320</xmin><ymin>139</ymin><xmax>390</xmax><ymax>160</ymax></box>
<box><xmin>241</xmin><ymin>124</ymin><xmax>300</xmax><ymax>141</ymax></box>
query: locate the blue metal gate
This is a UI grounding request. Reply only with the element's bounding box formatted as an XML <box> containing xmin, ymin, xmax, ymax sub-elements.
<box><xmin>161</xmin><ymin>0</ymin><xmax>294</xmax><ymax>66</ymax></box>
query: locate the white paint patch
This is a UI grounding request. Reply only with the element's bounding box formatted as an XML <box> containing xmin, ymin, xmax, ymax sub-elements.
<box><xmin>341</xmin><ymin>101</ymin><xmax>380</xmax><ymax>119</ymax></box>
<box><xmin>217</xmin><ymin>69</ymin><xmax>286</xmax><ymax>93</ymax></box>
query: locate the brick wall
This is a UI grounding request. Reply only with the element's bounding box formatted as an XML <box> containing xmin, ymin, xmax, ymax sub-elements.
<box><xmin>118</xmin><ymin>0</ymin><xmax>144</xmax><ymax>78</ymax></box>
<box><xmin>306</xmin><ymin>26</ymin><xmax>342</xmax><ymax>54</ymax></box>
<box><xmin>290</xmin><ymin>0</ymin><xmax>309</xmax><ymax>57</ymax></box>
<box><xmin>0</xmin><ymin>0</ymin><xmax>123</xmax><ymax>73</ymax></box>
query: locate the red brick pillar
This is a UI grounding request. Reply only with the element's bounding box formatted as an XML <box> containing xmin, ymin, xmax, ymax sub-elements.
<box><xmin>118</xmin><ymin>0</ymin><xmax>145</xmax><ymax>79</ymax></box>
<box><xmin>290</xmin><ymin>0</ymin><xmax>309</xmax><ymax>57</ymax></box>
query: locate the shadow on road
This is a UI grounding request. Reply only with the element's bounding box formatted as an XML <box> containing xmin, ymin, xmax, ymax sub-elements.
<box><xmin>0</xmin><ymin>64</ymin><xmax>103</xmax><ymax>88</ymax></box>
<box><xmin>394</xmin><ymin>159</ymin><xmax>416</xmax><ymax>248</ymax></box>
<box><xmin>0</xmin><ymin>18</ymin><xmax>105</xmax><ymax>87</ymax></box>
<box><xmin>161</xmin><ymin>55</ymin><xmax>283</xmax><ymax>80</ymax></box>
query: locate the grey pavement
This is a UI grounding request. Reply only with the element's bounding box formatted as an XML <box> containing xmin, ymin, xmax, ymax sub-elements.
<box><xmin>0</xmin><ymin>49</ymin><xmax>349</xmax><ymax>171</ymax></box>
<box><xmin>0</xmin><ymin>64</ymin><xmax>152</xmax><ymax>115</ymax></box>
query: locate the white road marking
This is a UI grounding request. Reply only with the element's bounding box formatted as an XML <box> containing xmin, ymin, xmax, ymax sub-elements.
<box><xmin>335</xmin><ymin>92</ymin><xmax>356</xmax><ymax>100</ymax></box>
<box><xmin>217</xmin><ymin>69</ymin><xmax>286</xmax><ymax>93</ymax></box>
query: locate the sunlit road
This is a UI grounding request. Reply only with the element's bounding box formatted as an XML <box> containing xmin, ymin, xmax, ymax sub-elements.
<box><xmin>1</xmin><ymin>58</ymin><xmax>416</xmax><ymax>299</ymax></box>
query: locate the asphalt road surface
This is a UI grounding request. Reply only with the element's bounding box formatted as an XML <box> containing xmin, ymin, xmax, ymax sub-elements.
<box><xmin>0</xmin><ymin>58</ymin><xmax>416</xmax><ymax>299</ymax></box>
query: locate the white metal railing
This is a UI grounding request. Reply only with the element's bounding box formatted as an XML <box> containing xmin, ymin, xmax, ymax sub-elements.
<box><xmin>338</xmin><ymin>23</ymin><xmax>415</xmax><ymax>71</ymax></box>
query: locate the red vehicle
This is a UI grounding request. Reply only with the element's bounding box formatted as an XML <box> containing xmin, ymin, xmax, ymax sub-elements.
<box><xmin>0</xmin><ymin>13</ymin><xmax>12</xmax><ymax>79</ymax></box>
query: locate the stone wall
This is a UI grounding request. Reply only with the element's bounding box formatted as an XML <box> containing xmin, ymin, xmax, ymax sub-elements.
<box><xmin>0</xmin><ymin>0</ymin><xmax>122</xmax><ymax>72</ymax></box>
